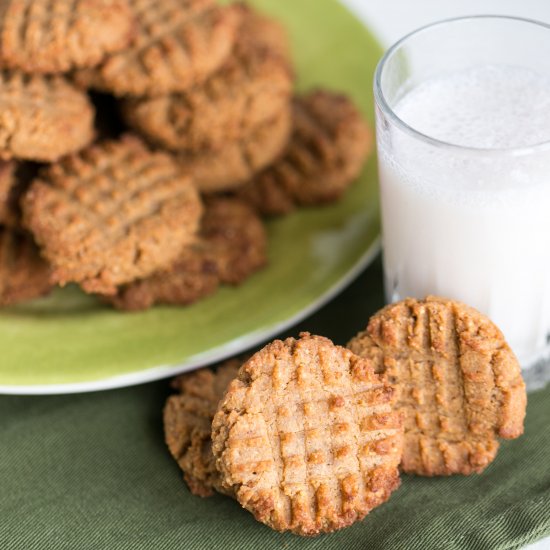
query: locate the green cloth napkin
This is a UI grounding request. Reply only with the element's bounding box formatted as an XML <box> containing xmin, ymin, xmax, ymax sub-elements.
<box><xmin>1</xmin><ymin>260</ymin><xmax>549</xmax><ymax>550</ymax></box>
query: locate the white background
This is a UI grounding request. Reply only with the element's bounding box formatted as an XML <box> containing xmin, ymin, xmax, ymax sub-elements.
<box><xmin>339</xmin><ymin>2</ymin><xmax>550</xmax><ymax>549</ymax></box>
<box><xmin>341</xmin><ymin>0</ymin><xmax>550</xmax><ymax>45</ymax></box>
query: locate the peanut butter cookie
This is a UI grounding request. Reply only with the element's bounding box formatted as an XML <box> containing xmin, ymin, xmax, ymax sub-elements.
<box><xmin>106</xmin><ymin>247</ymin><xmax>219</xmax><ymax>311</ymax></box>
<box><xmin>235</xmin><ymin>3</ymin><xmax>291</xmax><ymax>63</ymax></box>
<box><xmin>202</xmin><ymin>197</ymin><xmax>267</xmax><ymax>286</ymax></box>
<box><xmin>0</xmin><ymin>0</ymin><xmax>134</xmax><ymax>73</ymax></box>
<box><xmin>211</xmin><ymin>333</ymin><xmax>403</xmax><ymax>536</ymax></box>
<box><xmin>121</xmin><ymin>20</ymin><xmax>292</xmax><ymax>152</ymax></box>
<box><xmin>164</xmin><ymin>359</ymin><xmax>241</xmax><ymax>497</ymax></box>
<box><xmin>179</xmin><ymin>107</ymin><xmax>291</xmax><ymax>193</ymax></box>
<box><xmin>22</xmin><ymin>135</ymin><xmax>202</xmax><ymax>295</ymax></box>
<box><xmin>0</xmin><ymin>229</ymin><xmax>52</xmax><ymax>306</ymax></box>
<box><xmin>107</xmin><ymin>197</ymin><xmax>267</xmax><ymax>310</ymax></box>
<box><xmin>73</xmin><ymin>0</ymin><xmax>240</xmax><ymax>96</ymax></box>
<box><xmin>347</xmin><ymin>296</ymin><xmax>527</xmax><ymax>476</ymax></box>
<box><xmin>237</xmin><ymin>90</ymin><xmax>372</xmax><ymax>215</ymax></box>
<box><xmin>0</xmin><ymin>71</ymin><xmax>94</xmax><ymax>161</ymax></box>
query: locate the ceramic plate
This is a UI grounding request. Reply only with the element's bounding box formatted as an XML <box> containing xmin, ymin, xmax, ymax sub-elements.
<box><xmin>0</xmin><ymin>0</ymin><xmax>382</xmax><ymax>394</ymax></box>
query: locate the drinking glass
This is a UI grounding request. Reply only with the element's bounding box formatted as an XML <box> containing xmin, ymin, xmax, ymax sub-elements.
<box><xmin>374</xmin><ymin>16</ymin><xmax>550</xmax><ymax>381</ymax></box>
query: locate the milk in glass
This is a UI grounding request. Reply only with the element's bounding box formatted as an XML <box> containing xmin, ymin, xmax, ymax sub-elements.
<box><xmin>377</xmin><ymin>64</ymin><xmax>550</xmax><ymax>364</ymax></box>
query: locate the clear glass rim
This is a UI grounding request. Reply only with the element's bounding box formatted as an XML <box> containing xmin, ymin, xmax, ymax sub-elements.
<box><xmin>373</xmin><ymin>14</ymin><xmax>550</xmax><ymax>157</ymax></box>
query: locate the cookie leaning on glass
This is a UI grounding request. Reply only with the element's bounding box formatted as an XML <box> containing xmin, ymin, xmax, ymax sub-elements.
<box><xmin>348</xmin><ymin>296</ymin><xmax>527</xmax><ymax>476</ymax></box>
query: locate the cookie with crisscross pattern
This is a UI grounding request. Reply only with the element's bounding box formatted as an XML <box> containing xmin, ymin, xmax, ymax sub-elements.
<box><xmin>0</xmin><ymin>228</ymin><xmax>52</xmax><ymax>306</ymax></box>
<box><xmin>22</xmin><ymin>135</ymin><xmax>202</xmax><ymax>295</ymax></box>
<box><xmin>211</xmin><ymin>333</ymin><xmax>403</xmax><ymax>536</ymax></box>
<box><xmin>73</xmin><ymin>0</ymin><xmax>240</xmax><ymax>96</ymax></box>
<box><xmin>121</xmin><ymin>6</ymin><xmax>292</xmax><ymax>152</ymax></box>
<box><xmin>179</xmin><ymin>106</ymin><xmax>291</xmax><ymax>193</ymax></box>
<box><xmin>0</xmin><ymin>0</ymin><xmax>134</xmax><ymax>73</ymax></box>
<box><xmin>106</xmin><ymin>244</ymin><xmax>219</xmax><ymax>311</ymax></box>
<box><xmin>347</xmin><ymin>296</ymin><xmax>526</xmax><ymax>476</ymax></box>
<box><xmin>107</xmin><ymin>197</ymin><xmax>267</xmax><ymax>310</ymax></box>
<box><xmin>237</xmin><ymin>90</ymin><xmax>372</xmax><ymax>216</ymax></box>
<box><xmin>164</xmin><ymin>359</ymin><xmax>241</xmax><ymax>497</ymax></box>
<box><xmin>0</xmin><ymin>71</ymin><xmax>94</xmax><ymax>161</ymax></box>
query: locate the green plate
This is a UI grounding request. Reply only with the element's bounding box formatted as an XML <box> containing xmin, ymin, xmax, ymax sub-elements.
<box><xmin>0</xmin><ymin>0</ymin><xmax>382</xmax><ymax>394</ymax></box>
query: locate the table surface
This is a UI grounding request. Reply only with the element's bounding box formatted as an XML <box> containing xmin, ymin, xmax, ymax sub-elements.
<box><xmin>341</xmin><ymin>3</ymin><xmax>550</xmax><ymax>549</ymax></box>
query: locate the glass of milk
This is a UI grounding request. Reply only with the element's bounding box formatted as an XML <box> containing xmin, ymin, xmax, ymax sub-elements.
<box><xmin>374</xmin><ymin>16</ymin><xmax>550</xmax><ymax>370</ymax></box>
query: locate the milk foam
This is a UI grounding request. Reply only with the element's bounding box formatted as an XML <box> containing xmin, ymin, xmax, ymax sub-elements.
<box><xmin>395</xmin><ymin>64</ymin><xmax>550</xmax><ymax>149</ymax></box>
<box><xmin>379</xmin><ymin>65</ymin><xmax>550</xmax><ymax>201</ymax></box>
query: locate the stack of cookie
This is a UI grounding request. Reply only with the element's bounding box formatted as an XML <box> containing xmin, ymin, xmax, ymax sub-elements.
<box><xmin>119</xmin><ymin>3</ymin><xmax>295</xmax><ymax>194</ymax></box>
<box><xmin>0</xmin><ymin>0</ymin><xmax>132</xmax><ymax>305</ymax></box>
<box><xmin>0</xmin><ymin>0</ymin><xmax>373</xmax><ymax>309</ymax></box>
<box><xmin>164</xmin><ymin>297</ymin><xmax>527</xmax><ymax>536</ymax></box>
